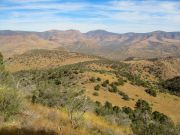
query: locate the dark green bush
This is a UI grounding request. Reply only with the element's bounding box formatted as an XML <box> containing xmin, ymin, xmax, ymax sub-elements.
<box><xmin>101</xmin><ymin>82</ymin><xmax>107</xmax><ymax>87</ymax></box>
<box><xmin>161</xmin><ymin>76</ymin><xmax>180</xmax><ymax>96</ymax></box>
<box><xmin>152</xmin><ymin>111</ymin><xmax>169</xmax><ymax>123</ymax></box>
<box><xmin>145</xmin><ymin>88</ymin><xmax>157</xmax><ymax>97</ymax></box>
<box><xmin>118</xmin><ymin>91</ymin><xmax>130</xmax><ymax>101</ymax></box>
<box><xmin>108</xmin><ymin>83</ymin><xmax>118</xmax><ymax>93</ymax></box>
<box><xmin>97</xmin><ymin>77</ymin><xmax>101</xmax><ymax>81</ymax></box>
<box><xmin>101</xmin><ymin>80</ymin><xmax>109</xmax><ymax>87</ymax></box>
<box><xmin>105</xmin><ymin>80</ymin><xmax>109</xmax><ymax>84</ymax></box>
<box><xmin>122</xmin><ymin>99</ymin><xmax>179</xmax><ymax>135</ymax></box>
<box><xmin>95</xmin><ymin>101</ymin><xmax>131</xmax><ymax>126</ymax></box>
<box><xmin>116</xmin><ymin>78</ymin><xmax>124</xmax><ymax>86</ymax></box>
<box><xmin>93</xmin><ymin>92</ymin><xmax>99</xmax><ymax>96</ymax></box>
<box><xmin>94</xmin><ymin>84</ymin><xmax>100</xmax><ymax>91</ymax></box>
<box><xmin>135</xmin><ymin>99</ymin><xmax>152</xmax><ymax>112</ymax></box>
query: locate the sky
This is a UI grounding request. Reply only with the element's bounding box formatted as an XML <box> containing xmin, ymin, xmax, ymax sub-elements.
<box><xmin>0</xmin><ymin>0</ymin><xmax>180</xmax><ymax>33</ymax></box>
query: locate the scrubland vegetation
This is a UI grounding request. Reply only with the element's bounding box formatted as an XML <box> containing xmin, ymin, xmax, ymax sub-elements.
<box><xmin>0</xmin><ymin>52</ymin><xmax>180</xmax><ymax>135</ymax></box>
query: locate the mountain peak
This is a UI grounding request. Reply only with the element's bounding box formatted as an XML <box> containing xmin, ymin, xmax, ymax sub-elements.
<box><xmin>86</xmin><ymin>29</ymin><xmax>118</xmax><ymax>37</ymax></box>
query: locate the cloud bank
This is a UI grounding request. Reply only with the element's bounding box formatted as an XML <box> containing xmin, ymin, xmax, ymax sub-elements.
<box><xmin>0</xmin><ymin>0</ymin><xmax>180</xmax><ymax>33</ymax></box>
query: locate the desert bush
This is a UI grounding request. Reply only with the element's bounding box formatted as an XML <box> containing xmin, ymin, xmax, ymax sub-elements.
<box><xmin>152</xmin><ymin>111</ymin><xmax>169</xmax><ymax>124</ymax></box>
<box><xmin>118</xmin><ymin>91</ymin><xmax>130</xmax><ymax>101</ymax></box>
<box><xmin>94</xmin><ymin>84</ymin><xmax>100</xmax><ymax>91</ymax></box>
<box><xmin>0</xmin><ymin>86</ymin><xmax>24</xmax><ymax>120</ymax></box>
<box><xmin>89</xmin><ymin>77</ymin><xmax>96</xmax><ymax>82</ymax></box>
<box><xmin>101</xmin><ymin>80</ymin><xmax>109</xmax><ymax>87</ymax></box>
<box><xmin>93</xmin><ymin>92</ymin><xmax>99</xmax><ymax>96</ymax></box>
<box><xmin>122</xmin><ymin>99</ymin><xmax>179</xmax><ymax>135</ymax></box>
<box><xmin>135</xmin><ymin>99</ymin><xmax>152</xmax><ymax>112</ymax></box>
<box><xmin>97</xmin><ymin>77</ymin><xmax>101</xmax><ymax>81</ymax></box>
<box><xmin>105</xmin><ymin>80</ymin><xmax>109</xmax><ymax>84</ymax></box>
<box><xmin>95</xmin><ymin>101</ymin><xmax>131</xmax><ymax>126</ymax></box>
<box><xmin>116</xmin><ymin>78</ymin><xmax>125</xmax><ymax>86</ymax></box>
<box><xmin>161</xmin><ymin>76</ymin><xmax>180</xmax><ymax>96</ymax></box>
<box><xmin>145</xmin><ymin>88</ymin><xmax>157</xmax><ymax>97</ymax></box>
<box><xmin>108</xmin><ymin>84</ymin><xmax>118</xmax><ymax>93</ymax></box>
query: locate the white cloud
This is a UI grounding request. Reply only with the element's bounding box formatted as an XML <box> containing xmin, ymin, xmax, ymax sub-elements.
<box><xmin>0</xmin><ymin>0</ymin><xmax>180</xmax><ymax>32</ymax></box>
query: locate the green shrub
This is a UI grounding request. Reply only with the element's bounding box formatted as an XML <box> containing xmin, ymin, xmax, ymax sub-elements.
<box><xmin>118</xmin><ymin>91</ymin><xmax>130</xmax><ymax>101</ymax></box>
<box><xmin>122</xmin><ymin>94</ymin><xmax>130</xmax><ymax>100</ymax></box>
<box><xmin>104</xmin><ymin>101</ymin><xmax>113</xmax><ymax>109</ymax></box>
<box><xmin>105</xmin><ymin>80</ymin><xmax>109</xmax><ymax>84</ymax></box>
<box><xmin>94</xmin><ymin>84</ymin><xmax>100</xmax><ymax>91</ymax></box>
<box><xmin>93</xmin><ymin>92</ymin><xmax>99</xmax><ymax>96</ymax></box>
<box><xmin>102</xmin><ymin>80</ymin><xmax>109</xmax><ymax>87</ymax></box>
<box><xmin>95</xmin><ymin>101</ymin><xmax>101</xmax><ymax>107</ymax></box>
<box><xmin>95</xmin><ymin>101</ymin><xmax>131</xmax><ymax>126</ymax></box>
<box><xmin>108</xmin><ymin>84</ymin><xmax>118</xmax><ymax>93</ymax></box>
<box><xmin>161</xmin><ymin>76</ymin><xmax>180</xmax><ymax>96</ymax></box>
<box><xmin>89</xmin><ymin>77</ymin><xmax>96</xmax><ymax>82</ymax></box>
<box><xmin>0</xmin><ymin>86</ymin><xmax>24</xmax><ymax>120</ymax></box>
<box><xmin>116</xmin><ymin>78</ymin><xmax>124</xmax><ymax>86</ymax></box>
<box><xmin>135</xmin><ymin>99</ymin><xmax>152</xmax><ymax>112</ymax></box>
<box><xmin>145</xmin><ymin>88</ymin><xmax>157</xmax><ymax>97</ymax></box>
<box><xmin>123</xmin><ymin>99</ymin><xmax>179</xmax><ymax>135</ymax></box>
<box><xmin>152</xmin><ymin>111</ymin><xmax>169</xmax><ymax>123</ymax></box>
<box><xmin>97</xmin><ymin>77</ymin><xmax>101</xmax><ymax>81</ymax></box>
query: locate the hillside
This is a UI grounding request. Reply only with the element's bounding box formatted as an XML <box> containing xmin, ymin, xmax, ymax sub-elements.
<box><xmin>126</xmin><ymin>57</ymin><xmax>180</xmax><ymax>80</ymax></box>
<box><xmin>1</xmin><ymin>51</ymin><xmax>180</xmax><ymax>135</ymax></box>
<box><xmin>0</xmin><ymin>34</ymin><xmax>62</xmax><ymax>58</ymax></box>
<box><xmin>0</xmin><ymin>30</ymin><xmax>180</xmax><ymax>60</ymax></box>
<box><xmin>5</xmin><ymin>49</ymin><xmax>99</xmax><ymax>72</ymax></box>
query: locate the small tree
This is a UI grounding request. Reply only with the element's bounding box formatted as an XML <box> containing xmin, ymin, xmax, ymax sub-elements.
<box><xmin>0</xmin><ymin>53</ymin><xmax>15</xmax><ymax>87</ymax></box>
<box><xmin>0</xmin><ymin>86</ymin><xmax>24</xmax><ymax>120</ymax></box>
<box><xmin>145</xmin><ymin>88</ymin><xmax>157</xmax><ymax>97</ymax></box>
<box><xmin>135</xmin><ymin>99</ymin><xmax>152</xmax><ymax>112</ymax></box>
<box><xmin>65</xmin><ymin>89</ymin><xmax>90</xmax><ymax>128</ymax></box>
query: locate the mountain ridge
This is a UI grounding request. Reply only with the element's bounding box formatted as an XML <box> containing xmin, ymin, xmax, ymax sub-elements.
<box><xmin>0</xmin><ymin>29</ymin><xmax>180</xmax><ymax>60</ymax></box>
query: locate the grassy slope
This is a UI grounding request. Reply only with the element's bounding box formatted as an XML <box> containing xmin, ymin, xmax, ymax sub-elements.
<box><xmin>3</xmin><ymin>57</ymin><xmax>180</xmax><ymax>134</ymax></box>
<box><xmin>0</xmin><ymin>102</ymin><xmax>132</xmax><ymax>135</ymax></box>
<box><xmin>82</xmin><ymin>70</ymin><xmax>180</xmax><ymax>124</ymax></box>
<box><xmin>5</xmin><ymin>49</ymin><xmax>99</xmax><ymax>72</ymax></box>
<box><xmin>12</xmin><ymin>59</ymin><xmax>180</xmax><ymax>124</ymax></box>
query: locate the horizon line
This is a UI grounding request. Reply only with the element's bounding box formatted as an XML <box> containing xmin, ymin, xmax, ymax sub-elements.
<box><xmin>0</xmin><ymin>29</ymin><xmax>180</xmax><ymax>34</ymax></box>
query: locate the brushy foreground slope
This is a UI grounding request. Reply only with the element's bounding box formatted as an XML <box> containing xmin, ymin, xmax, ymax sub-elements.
<box><xmin>1</xmin><ymin>52</ymin><xmax>180</xmax><ymax>135</ymax></box>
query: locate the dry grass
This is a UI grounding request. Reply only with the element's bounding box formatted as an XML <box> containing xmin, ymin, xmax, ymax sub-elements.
<box><xmin>83</xmin><ymin>70</ymin><xmax>180</xmax><ymax>124</ymax></box>
<box><xmin>0</xmin><ymin>103</ymin><xmax>132</xmax><ymax>135</ymax></box>
<box><xmin>6</xmin><ymin>50</ymin><xmax>99</xmax><ymax>72</ymax></box>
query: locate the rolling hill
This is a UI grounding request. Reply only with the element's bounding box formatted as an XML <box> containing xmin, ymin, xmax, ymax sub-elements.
<box><xmin>5</xmin><ymin>49</ymin><xmax>99</xmax><ymax>72</ymax></box>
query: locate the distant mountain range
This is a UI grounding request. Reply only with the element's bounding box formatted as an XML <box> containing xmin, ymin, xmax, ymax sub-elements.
<box><xmin>0</xmin><ymin>30</ymin><xmax>180</xmax><ymax>60</ymax></box>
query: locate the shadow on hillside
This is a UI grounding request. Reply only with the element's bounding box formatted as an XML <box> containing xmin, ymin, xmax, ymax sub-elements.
<box><xmin>0</xmin><ymin>127</ymin><xmax>58</xmax><ymax>135</ymax></box>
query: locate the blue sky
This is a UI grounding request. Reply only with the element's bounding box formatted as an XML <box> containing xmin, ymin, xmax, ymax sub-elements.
<box><xmin>0</xmin><ymin>0</ymin><xmax>180</xmax><ymax>33</ymax></box>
